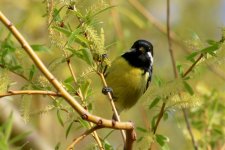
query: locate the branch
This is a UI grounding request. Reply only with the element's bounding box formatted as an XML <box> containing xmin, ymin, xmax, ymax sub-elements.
<box><xmin>66</xmin><ymin>125</ymin><xmax>103</xmax><ymax>150</ymax></box>
<box><xmin>0</xmin><ymin>64</ymin><xmax>31</xmax><ymax>83</ymax></box>
<box><xmin>0</xmin><ymin>90</ymin><xmax>61</xmax><ymax>98</ymax></box>
<box><xmin>98</xmin><ymin>72</ymin><xmax>127</xmax><ymax>143</ymax></box>
<box><xmin>0</xmin><ymin>11</ymin><xmax>135</xmax><ymax>149</ymax></box>
<box><xmin>149</xmin><ymin>1</ymin><xmax>201</xmax><ymax>149</ymax></box>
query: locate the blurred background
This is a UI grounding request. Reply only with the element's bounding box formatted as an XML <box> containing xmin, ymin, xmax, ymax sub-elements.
<box><xmin>0</xmin><ymin>0</ymin><xmax>225</xmax><ymax>149</ymax></box>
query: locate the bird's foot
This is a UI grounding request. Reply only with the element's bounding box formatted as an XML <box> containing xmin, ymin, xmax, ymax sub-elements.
<box><xmin>102</xmin><ymin>87</ymin><xmax>113</xmax><ymax>95</ymax></box>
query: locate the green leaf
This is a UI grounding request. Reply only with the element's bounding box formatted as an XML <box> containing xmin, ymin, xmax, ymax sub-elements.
<box><xmin>155</xmin><ymin>134</ymin><xmax>169</xmax><ymax>146</ymax></box>
<box><xmin>31</xmin><ymin>44</ymin><xmax>49</xmax><ymax>52</ymax></box>
<box><xmin>52</xmin><ymin>7</ymin><xmax>64</xmax><ymax>22</ymax></box>
<box><xmin>207</xmin><ymin>39</ymin><xmax>217</xmax><ymax>45</ymax></box>
<box><xmin>137</xmin><ymin>136</ymin><xmax>144</xmax><ymax>143</ymax></box>
<box><xmin>53</xmin><ymin>26</ymin><xmax>71</xmax><ymax>36</ymax></box>
<box><xmin>66</xmin><ymin>122</ymin><xmax>74</xmax><ymax>138</ymax></box>
<box><xmin>74</xmin><ymin>35</ymin><xmax>89</xmax><ymax>47</ymax></box>
<box><xmin>80</xmin><ymin>79</ymin><xmax>92</xmax><ymax>99</ymax></box>
<box><xmin>183</xmin><ymin>81</ymin><xmax>194</xmax><ymax>95</ymax></box>
<box><xmin>56</xmin><ymin>110</ymin><xmax>64</xmax><ymax>127</ymax></box>
<box><xmin>201</xmin><ymin>44</ymin><xmax>219</xmax><ymax>54</ymax></box>
<box><xmin>4</xmin><ymin>113</ymin><xmax>13</xmax><ymax>141</ymax></box>
<box><xmin>64</xmin><ymin>76</ymin><xmax>74</xmax><ymax>84</ymax></box>
<box><xmin>55</xmin><ymin>142</ymin><xmax>61</xmax><ymax>150</ymax></box>
<box><xmin>29</xmin><ymin>65</ymin><xmax>36</xmax><ymax>81</ymax></box>
<box><xmin>186</xmin><ymin>51</ymin><xmax>199</xmax><ymax>62</ymax></box>
<box><xmin>151</xmin><ymin>115</ymin><xmax>158</xmax><ymax>131</ymax></box>
<box><xmin>81</xmin><ymin>48</ymin><xmax>93</xmax><ymax>65</ymax></box>
<box><xmin>103</xmin><ymin>140</ymin><xmax>113</xmax><ymax>150</ymax></box>
<box><xmin>149</xmin><ymin>97</ymin><xmax>161</xmax><ymax>109</ymax></box>
<box><xmin>67</xmin><ymin>29</ymin><xmax>82</xmax><ymax>46</ymax></box>
<box><xmin>90</xmin><ymin>5</ymin><xmax>115</xmax><ymax>18</ymax></box>
<box><xmin>9</xmin><ymin>131</ymin><xmax>31</xmax><ymax>144</ymax></box>
<box><xmin>136</xmin><ymin>127</ymin><xmax>147</xmax><ymax>133</ymax></box>
<box><xmin>78</xmin><ymin>118</ymin><xmax>89</xmax><ymax>128</ymax></box>
<box><xmin>176</xmin><ymin>64</ymin><xmax>184</xmax><ymax>76</ymax></box>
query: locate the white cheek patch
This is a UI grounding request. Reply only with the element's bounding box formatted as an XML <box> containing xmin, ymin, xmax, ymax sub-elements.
<box><xmin>147</xmin><ymin>52</ymin><xmax>153</xmax><ymax>65</ymax></box>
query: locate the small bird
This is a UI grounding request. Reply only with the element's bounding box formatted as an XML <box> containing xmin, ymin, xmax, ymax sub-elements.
<box><xmin>103</xmin><ymin>39</ymin><xmax>154</xmax><ymax>120</ymax></box>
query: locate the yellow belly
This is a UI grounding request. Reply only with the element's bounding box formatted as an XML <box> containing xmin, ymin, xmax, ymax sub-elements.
<box><xmin>105</xmin><ymin>57</ymin><xmax>148</xmax><ymax>112</ymax></box>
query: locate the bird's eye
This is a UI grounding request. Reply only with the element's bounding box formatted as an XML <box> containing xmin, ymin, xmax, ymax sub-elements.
<box><xmin>139</xmin><ymin>47</ymin><xmax>145</xmax><ymax>53</ymax></box>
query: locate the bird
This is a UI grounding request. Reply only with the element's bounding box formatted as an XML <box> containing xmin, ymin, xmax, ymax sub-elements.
<box><xmin>103</xmin><ymin>39</ymin><xmax>154</xmax><ymax>120</ymax></box>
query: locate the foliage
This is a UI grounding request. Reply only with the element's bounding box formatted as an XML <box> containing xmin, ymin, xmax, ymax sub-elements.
<box><xmin>0</xmin><ymin>113</ymin><xmax>30</xmax><ymax>150</ymax></box>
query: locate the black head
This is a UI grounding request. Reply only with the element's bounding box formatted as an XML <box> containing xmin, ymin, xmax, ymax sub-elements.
<box><xmin>131</xmin><ymin>40</ymin><xmax>153</xmax><ymax>57</ymax></box>
<box><xmin>122</xmin><ymin>39</ymin><xmax>154</xmax><ymax>72</ymax></box>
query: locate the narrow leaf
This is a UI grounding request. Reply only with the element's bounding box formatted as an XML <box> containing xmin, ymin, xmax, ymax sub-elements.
<box><xmin>183</xmin><ymin>81</ymin><xmax>194</xmax><ymax>95</ymax></box>
<box><xmin>149</xmin><ymin>97</ymin><xmax>161</xmax><ymax>109</ymax></box>
<box><xmin>57</xmin><ymin>110</ymin><xmax>64</xmax><ymax>127</ymax></box>
<box><xmin>10</xmin><ymin>131</ymin><xmax>31</xmax><ymax>144</ymax></box>
<box><xmin>136</xmin><ymin>127</ymin><xmax>147</xmax><ymax>133</ymax></box>
<box><xmin>155</xmin><ymin>134</ymin><xmax>169</xmax><ymax>146</ymax></box>
<box><xmin>31</xmin><ymin>44</ymin><xmax>49</xmax><ymax>52</ymax></box>
<box><xmin>66</xmin><ymin>122</ymin><xmax>74</xmax><ymax>138</ymax></box>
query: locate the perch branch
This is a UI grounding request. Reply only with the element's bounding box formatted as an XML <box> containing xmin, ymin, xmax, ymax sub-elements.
<box><xmin>98</xmin><ymin>72</ymin><xmax>127</xmax><ymax>143</ymax></box>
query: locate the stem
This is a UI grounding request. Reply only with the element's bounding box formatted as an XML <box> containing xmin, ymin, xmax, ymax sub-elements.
<box><xmin>66</xmin><ymin>126</ymin><xmax>102</xmax><ymax>150</ymax></box>
<box><xmin>98</xmin><ymin>73</ymin><xmax>127</xmax><ymax>143</ymax></box>
<box><xmin>149</xmin><ymin>1</ymin><xmax>201</xmax><ymax>149</ymax></box>
<box><xmin>0</xmin><ymin>90</ymin><xmax>61</xmax><ymax>98</ymax></box>
<box><xmin>166</xmin><ymin>0</ymin><xmax>178</xmax><ymax>78</ymax></box>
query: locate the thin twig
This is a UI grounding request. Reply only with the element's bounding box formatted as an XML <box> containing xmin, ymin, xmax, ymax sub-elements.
<box><xmin>183</xmin><ymin>54</ymin><xmax>203</xmax><ymax>77</ymax></box>
<box><xmin>66</xmin><ymin>125</ymin><xmax>103</xmax><ymax>150</ymax></box>
<box><xmin>70</xmin><ymin>3</ymin><xmax>127</xmax><ymax>145</ymax></box>
<box><xmin>166</xmin><ymin>0</ymin><xmax>178</xmax><ymax>78</ymax></box>
<box><xmin>0</xmin><ymin>90</ymin><xmax>61</xmax><ymax>98</ymax></box>
<box><xmin>98</xmin><ymin>72</ymin><xmax>127</xmax><ymax>143</ymax></box>
<box><xmin>166</xmin><ymin>1</ymin><xmax>199</xmax><ymax>149</ymax></box>
<box><xmin>0</xmin><ymin>64</ymin><xmax>33</xmax><ymax>83</ymax></box>
<box><xmin>62</xmin><ymin>46</ymin><xmax>103</xmax><ymax>150</ymax></box>
<box><xmin>149</xmin><ymin>1</ymin><xmax>201</xmax><ymax>149</ymax></box>
<box><xmin>182</xmin><ymin>109</ymin><xmax>198</xmax><ymax>150</ymax></box>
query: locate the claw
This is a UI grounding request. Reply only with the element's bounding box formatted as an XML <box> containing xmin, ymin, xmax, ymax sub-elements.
<box><xmin>102</xmin><ymin>87</ymin><xmax>113</xmax><ymax>95</ymax></box>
